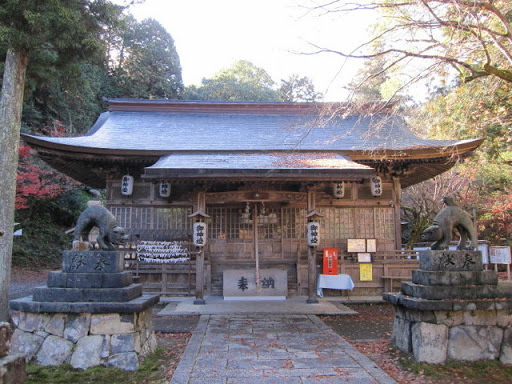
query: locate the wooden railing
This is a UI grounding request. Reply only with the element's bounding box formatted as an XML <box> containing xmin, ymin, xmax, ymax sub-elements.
<box><xmin>375</xmin><ymin>250</ymin><xmax>419</xmax><ymax>260</ymax></box>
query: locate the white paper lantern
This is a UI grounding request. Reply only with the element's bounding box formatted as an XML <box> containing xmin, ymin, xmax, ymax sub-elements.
<box><xmin>307</xmin><ymin>221</ymin><xmax>320</xmax><ymax>247</ymax></box>
<box><xmin>193</xmin><ymin>222</ymin><xmax>207</xmax><ymax>247</ymax></box>
<box><xmin>370</xmin><ymin>176</ymin><xmax>382</xmax><ymax>197</ymax></box>
<box><xmin>332</xmin><ymin>182</ymin><xmax>345</xmax><ymax>198</ymax></box>
<box><xmin>159</xmin><ymin>181</ymin><xmax>171</xmax><ymax>197</ymax></box>
<box><xmin>121</xmin><ymin>175</ymin><xmax>134</xmax><ymax>196</ymax></box>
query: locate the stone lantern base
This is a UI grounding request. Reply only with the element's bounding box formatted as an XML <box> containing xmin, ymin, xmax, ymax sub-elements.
<box><xmin>384</xmin><ymin>250</ymin><xmax>512</xmax><ymax>364</ymax></box>
<box><xmin>9</xmin><ymin>250</ymin><xmax>159</xmax><ymax>371</ymax></box>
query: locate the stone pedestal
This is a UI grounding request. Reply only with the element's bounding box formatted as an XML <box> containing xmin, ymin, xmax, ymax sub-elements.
<box><xmin>384</xmin><ymin>250</ymin><xmax>512</xmax><ymax>364</ymax></box>
<box><xmin>9</xmin><ymin>251</ymin><xmax>159</xmax><ymax>371</ymax></box>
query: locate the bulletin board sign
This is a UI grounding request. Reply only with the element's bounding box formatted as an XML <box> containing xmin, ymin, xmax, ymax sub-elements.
<box><xmin>366</xmin><ymin>239</ymin><xmax>377</xmax><ymax>253</ymax></box>
<box><xmin>359</xmin><ymin>263</ymin><xmax>373</xmax><ymax>281</ymax></box>
<box><xmin>357</xmin><ymin>253</ymin><xmax>372</xmax><ymax>263</ymax></box>
<box><xmin>347</xmin><ymin>239</ymin><xmax>366</xmax><ymax>253</ymax></box>
<box><xmin>489</xmin><ymin>246</ymin><xmax>511</xmax><ymax>264</ymax></box>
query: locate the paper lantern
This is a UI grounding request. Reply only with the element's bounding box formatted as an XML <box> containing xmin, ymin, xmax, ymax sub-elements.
<box><xmin>121</xmin><ymin>175</ymin><xmax>134</xmax><ymax>196</ymax></box>
<box><xmin>370</xmin><ymin>176</ymin><xmax>382</xmax><ymax>197</ymax></box>
<box><xmin>193</xmin><ymin>222</ymin><xmax>207</xmax><ymax>247</ymax></box>
<box><xmin>332</xmin><ymin>182</ymin><xmax>345</xmax><ymax>198</ymax></box>
<box><xmin>307</xmin><ymin>221</ymin><xmax>320</xmax><ymax>247</ymax></box>
<box><xmin>159</xmin><ymin>181</ymin><xmax>171</xmax><ymax>197</ymax></box>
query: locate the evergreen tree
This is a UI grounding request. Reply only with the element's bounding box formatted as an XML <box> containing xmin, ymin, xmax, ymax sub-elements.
<box><xmin>184</xmin><ymin>60</ymin><xmax>280</xmax><ymax>101</ymax></box>
<box><xmin>0</xmin><ymin>0</ymin><xmax>123</xmax><ymax>322</ymax></box>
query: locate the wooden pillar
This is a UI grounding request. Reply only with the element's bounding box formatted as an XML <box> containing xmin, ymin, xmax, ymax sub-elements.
<box><xmin>194</xmin><ymin>248</ymin><xmax>205</xmax><ymax>305</ymax></box>
<box><xmin>393</xmin><ymin>177</ymin><xmax>402</xmax><ymax>250</ymax></box>
<box><xmin>306</xmin><ymin>190</ymin><xmax>319</xmax><ymax>304</ymax></box>
<box><xmin>193</xmin><ymin>191</ymin><xmax>206</xmax><ymax>305</ymax></box>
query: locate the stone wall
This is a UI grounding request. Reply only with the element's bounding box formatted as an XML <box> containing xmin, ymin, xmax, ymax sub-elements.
<box><xmin>392</xmin><ymin>305</ymin><xmax>512</xmax><ymax>364</ymax></box>
<box><xmin>9</xmin><ymin>308</ymin><xmax>156</xmax><ymax>371</ymax></box>
<box><xmin>385</xmin><ymin>250</ymin><xmax>512</xmax><ymax>364</ymax></box>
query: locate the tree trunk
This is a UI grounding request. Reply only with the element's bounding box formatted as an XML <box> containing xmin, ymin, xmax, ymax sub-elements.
<box><xmin>0</xmin><ymin>47</ymin><xmax>29</xmax><ymax>322</ymax></box>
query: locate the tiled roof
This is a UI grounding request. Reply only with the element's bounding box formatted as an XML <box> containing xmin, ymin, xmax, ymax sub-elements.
<box><xmin>144</xmin><ymin>152</ymin><xmax>375</xmax><ymax>180</ymax></box>
<box><xmin>21</xmin><ymin>100</ymin><xmax>483</xmax><ymax>187</ymax></box>
<box><xmin>22</xmin><ymin>101</ymin><xmax>472</xmax><ymax>153</ymax></box>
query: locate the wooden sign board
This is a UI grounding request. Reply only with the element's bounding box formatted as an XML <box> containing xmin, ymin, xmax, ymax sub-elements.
<box><xmin>357</xmin><ymin>253</ymin><xmax>372</xmax><ymax>263</ymax></box>
<box><xmin>366</xmin><ymin>239</ymin><xmax>377</xmax><ymax>253</ymax></box>
<box><xmin>489</xmin><ymin>246</ymin><xmax>511</xmax><ymax>264</ymax></box>
<box><xmin>359</xmin><ymin>263</ymin><xmax>373</xmax><ymax>281</ymax></box>
<box><xmin>347</xmin><ymin>239</ymin><xmax>366</xmax><ymax>253</ymax></box>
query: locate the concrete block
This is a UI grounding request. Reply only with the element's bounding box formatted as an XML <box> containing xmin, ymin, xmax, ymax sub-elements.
<box><xmin>44</xmin><ymin>314</ymin><xmax>65</xmax><ymax>337</ymax></box>
<box><xmin>16</xmin><ymin>312</ymin><xmax>51</xmax><ymax>333</ymax></box>
<box><xmin>419</xmin><ymin>250</ymin><xmax>483</xmax><ymax>272</ymax></box>
<box><xmin>35</xmin><ymin>335</ymin><xmax>74</xmax><ymax>366</ymax></box>
<box><xmin>32</xmin><ymin>284</ymin><xmax>142</xmax><ymax>303</ymax></box>
<box><xmin>47</xmin><ymin>271</ymin><xmax>133</xmax><ymax>289</ymax></box>
<box><xmin>10</xmin><ymin>329</ymin><xmax>44</xmax><ymax>362</ymax></box>
<box><xmin>411</xmin><ymin>322</ymin><xmax>448</xmax><ymax>364</ymax></box>
<box><xmin>448</xmin><ymin>326</ymin><xmax>503</xmax><ymax>361</ymax></box>
<box><xmin>223</xmin><ymin>268</ymin><xmax>287</xmax><ymax>298</ymax></box>
<box><xmin>70</xmin><ymin>335</ymin><xmax>103</xmax><ymax>369</ymax></box>
<box><xmin>434</xmin><ymin>311</ymin><xmax>465</xmax><ymax>327</ymax></box>
<box><xmin>497</xmin><ymin>309</ymin><xmax>512</xmax><ymax>327</ymax></box>
<box><xmin>391</xmin><ymin>317</ymin><xmax>412</xmax><ymax>353</ymax></box>
<box><xmin>106</xmin><ymin>352</ymin><xmax>139</xmax><ymax>371</ymax></box>
<box><xmin>111</xmin><ymin>333</ymin><xmax>140</xmax><ymax>354</ymax></box>
<box><xmin>463</xmin><ymin>310</ymin><xmax>497</xmax><ymax>326</ymax></box>
<box><xmin>62</xmin><ymin>250</ymin><xmax>124</xmax><ymax>273</ymax></box>
<box><xmin>500</xmin><ymin>328</ymin><xmax>512</xmax><ymax>364</ymax></box>
<box><xmin>412</xmin><ymin>270</ymin><xmax>498</xmax><ymax>286</ymax></box>
<box><xmin>64</xmin><ymin>313</ymin><xmax>91</xmax><ymax>343</ymax></box>
<box><xmin>90</xmin><ymin>313</ymin><xmax>135</xmax><ymax>335</ymax></box>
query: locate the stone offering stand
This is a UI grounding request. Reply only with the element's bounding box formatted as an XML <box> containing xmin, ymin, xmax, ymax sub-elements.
<box><xmin>9</xmin><ymin>250</ymin><xmax>159</xmax><ymax>371</ymax></box>
<box><xmin>384</xmin><ymin>250</ymin><xmax>512</xmax><ymax>364</ymax></box>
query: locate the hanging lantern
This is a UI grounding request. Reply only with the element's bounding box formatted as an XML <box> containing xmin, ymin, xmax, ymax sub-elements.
<box><xmin>332</xmin><ymin>182</ymin><xmax>345</xmax><ymax>198</ymax></box>
<box><xmin>159</xmin><ymin>181</ymin><xmax>171</xmax><ymax>198</ymax></box>
<box><xmin>121</xmin><ymin>175</ymin><xmax>134</xmax><ymax>196</ymax></box>
<box><xmin>370</xmin><ymin>176</ymin><xmax>382</xmax><ymax>197</ymax></box>
<box><xmin>307</xmin><ymin>221</ymin><xmax>320</xmax><ymax>247</ymax></box>
<box><xmin>193</xmin><ymin>222</ymin><xmax>207</xmax><ymax>247</ymax></box>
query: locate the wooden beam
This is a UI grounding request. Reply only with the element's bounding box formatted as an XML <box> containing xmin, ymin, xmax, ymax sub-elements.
<box><xmin>306</xmin><ymin>190</ymin><xmax>319</xmax><ymax>304</ymax></box>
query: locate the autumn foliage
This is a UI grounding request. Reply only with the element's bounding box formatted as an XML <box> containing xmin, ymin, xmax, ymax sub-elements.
<box><xmin>16</xmin><ymin>121</ymin><xmax>79</xmax><ymax>210</ymax></box>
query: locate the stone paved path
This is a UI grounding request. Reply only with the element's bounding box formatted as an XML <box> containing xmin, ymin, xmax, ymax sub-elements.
<box><xmin>170</xmin><ymin>314</ymin><xmax>397</xmax><ymax>384</ymax></box>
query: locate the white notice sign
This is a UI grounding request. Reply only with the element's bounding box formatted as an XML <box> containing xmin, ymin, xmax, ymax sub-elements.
<box><xmin>489</xmin><ymin>246</ymin><xmax>511</xmax><ymax>264</ymax></box>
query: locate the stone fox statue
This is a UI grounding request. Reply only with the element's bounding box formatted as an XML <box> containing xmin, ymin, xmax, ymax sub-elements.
<box><xmin>419</xmin><ymin>196</ymin><xmax>477</xmax><ymax>250</ymax></box>
<box><xmin>74</xmin><ymin>205</ymin><xmax>128</xmax><ymax>250</ymax></box>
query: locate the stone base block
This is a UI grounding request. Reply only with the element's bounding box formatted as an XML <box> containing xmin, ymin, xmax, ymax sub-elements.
<box><xmin>47</xmin><ymin>271</ymin><xmax>133</xmax><ymax>289</ymax></box>
<box><xmin>419</xmin><ymin>250</ymin><xmax>483</xmax><ymax>271</ymax></box>
<box><xmin>401</xmin><ymin>281</ymin><xmax>512</xmax><ymax>301</ymax></box>
<box><xmin>32</xmin><ymin>284</ymin><xmax>142</xmax><ymax>303</ymax></box>
<box><xmin>0</xmin><ymin>354</ymin><xmax>26</xmax><ymax>384</ymax></box>
<box><xmin>412</xmin><ymin>270</ymin><xmax>498</xmax><ymax>286</ymax></box>
<box><xmin>223</xmin><ymin>269</ymin><xmax>287</xmax><ymax>298</ymax></box>
<box><xmin>388</xmin><ymin>299</ymin><xmax>512</xmax><ymax>364</ymax></box>
<box><xmin>62</xmin><ymin>250</ymin><xmax>124</xmax><ymax>273</ymax></box>
<box><xmin>412</xmin><ymin>322</ymin><xmax>448</xmax><ymax>364</ymax></box>
<box><xmin>9</xmin><ymin>294</ymin><xmax>159</xmax><ymax>314</ymax></box>
<box><xmin>10</xmin><ymin>308</ymin><xmax>157</xmax><ymax>371</ymax></box>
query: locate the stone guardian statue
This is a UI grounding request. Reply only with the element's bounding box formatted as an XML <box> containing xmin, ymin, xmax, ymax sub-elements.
<box><xmin>419</xmin><ymin>196</ymin><xmax>477</xmax><ymax>250</ymax></box>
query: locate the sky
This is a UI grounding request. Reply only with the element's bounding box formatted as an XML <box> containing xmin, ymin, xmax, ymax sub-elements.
<box><xmin>129</xmin><ymin>0</ymin><xmax>374</xmax><ymax>101</ymax></box>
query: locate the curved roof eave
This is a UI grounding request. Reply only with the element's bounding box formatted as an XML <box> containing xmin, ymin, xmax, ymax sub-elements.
<box><xmin>22</xmin><ymin>133</ymin><xmax>484</xmax><ymax>161</ymax></box>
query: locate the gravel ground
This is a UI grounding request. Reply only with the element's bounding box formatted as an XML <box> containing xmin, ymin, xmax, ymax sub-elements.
<box><xmin>8</xmin><ymin>267</ymin><xmax>52</xmax><ymax>299</ymax></box>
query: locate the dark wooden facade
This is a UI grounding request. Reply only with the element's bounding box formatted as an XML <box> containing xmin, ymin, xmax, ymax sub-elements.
<box><xmin>23</xmin><ymin>100</ymin><xmax>483</xmax><ymax>298</ymax></box>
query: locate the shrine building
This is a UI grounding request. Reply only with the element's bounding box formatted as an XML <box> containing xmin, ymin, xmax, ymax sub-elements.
<box><xmin>22</xmin><ymin>99</ymin><xmax>482</xmax><ymax>301</ymax></box>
